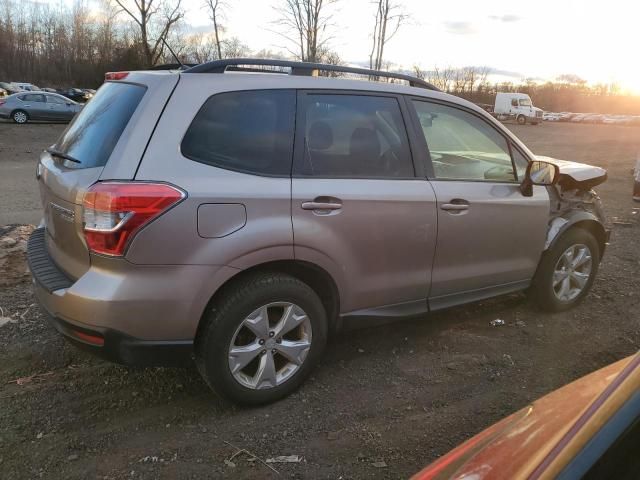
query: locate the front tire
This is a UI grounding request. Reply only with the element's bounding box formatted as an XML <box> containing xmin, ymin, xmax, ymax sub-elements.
<box><xmin>517</xmin><ymin>114</ymin><xmax>527</xmax><ymax>125</ymax></box>
<box><xmin>195</xmin><ymin>272</ymin><xmax>328</xmax><ymax>405</ymax></box>
<box><xmin>530</xmin><ymin>228</ymin><xmax>600</xmax><ymax>312</ymax></box>
<box><xmin>12</xmin><ymin>110</ymin><xmax>28</xmax><ymax>124</ymax></box>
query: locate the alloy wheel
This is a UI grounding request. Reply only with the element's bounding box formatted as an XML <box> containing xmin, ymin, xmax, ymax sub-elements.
<box><xmin>13</xmin><ymin>111</ymin><xmax>27</xmax><ymax>123</ymax></box>
<box><xmin>228</xmin><ymin>302</ymin><xmax>312</xmax><ymax>389</ymax></box>
<box><xmin>552</xmin><ymin>244</ymin><xmax>593</xmax><ymax>302</ymax></box>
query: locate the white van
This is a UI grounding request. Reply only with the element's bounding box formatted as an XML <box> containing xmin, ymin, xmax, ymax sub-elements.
<box><xmin>494</xmin><ymin>92</ymin><xmax>543</xmax><ymax>125</ymax></box>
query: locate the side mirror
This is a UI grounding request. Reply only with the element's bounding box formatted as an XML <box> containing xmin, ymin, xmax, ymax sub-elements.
<box><xmin>520</xmin><ymin>160</ymin><xmax>560</xmax><ymax>196</ymax></box>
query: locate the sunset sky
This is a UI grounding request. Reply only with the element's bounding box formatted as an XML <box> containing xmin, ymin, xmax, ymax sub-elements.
<box><xmin>52</xmin><ymin>0</ymin><xmax>640</xmax><ymax>93</ymax></box>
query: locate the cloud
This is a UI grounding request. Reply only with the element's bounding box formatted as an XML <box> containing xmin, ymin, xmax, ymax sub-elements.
<box><xmin>443</xmin><ymin>21</ymin><xmax>478</xmax><ymax>35</ymax></box>
<box><xmin>489</xmin><ymin>14</ymin><xmax>522</xmax><ymax>23</ymax></box>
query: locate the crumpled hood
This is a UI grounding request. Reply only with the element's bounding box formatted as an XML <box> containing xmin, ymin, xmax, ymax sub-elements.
<box><xmin>536</xmin><ymin>155</ymin><xmax>607</xmax><ymax>185</ymax></box>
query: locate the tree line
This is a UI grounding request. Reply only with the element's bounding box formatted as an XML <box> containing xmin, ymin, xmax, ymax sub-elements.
<box><xmin>0</xmin><ymin>0</ymin><xmax>637</xmax><ymax>114</ymax></box>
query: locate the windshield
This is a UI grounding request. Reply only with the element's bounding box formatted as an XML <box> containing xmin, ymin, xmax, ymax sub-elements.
<box><xmin>519</xmin><ymin>98</ymin><xmax>532</xmax><ymax>106</ymax></box>
<box><xmin>53</xmin><ymin>82</ymin><xmax>146</xmax><ymax>169</ymax></box>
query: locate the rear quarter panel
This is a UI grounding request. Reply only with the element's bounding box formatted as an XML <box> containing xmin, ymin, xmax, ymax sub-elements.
<box><xmin>129</xmin><ymin>74</ymin><xmax>296</xmax><ymax>267</ymax></box>
<box><xmin>98</xmin><ymin>72</ymin><xmax>180</xmax><ymax>180</ymax></box>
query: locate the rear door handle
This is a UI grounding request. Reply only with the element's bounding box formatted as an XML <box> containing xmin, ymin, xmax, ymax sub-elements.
<box><xmin>440</xmin><ymin>199</ymin><xmax>470</xmax><ymax>213</ymax></box>
<box><xmin>440</xmin><ymin>204</ymin><xmax>469</xmax><ymax>211</ymax></box>
<box><xmin>301</xmin><ymin>201</ymin><xmax>342</xmax><ymax>211</ymax></box>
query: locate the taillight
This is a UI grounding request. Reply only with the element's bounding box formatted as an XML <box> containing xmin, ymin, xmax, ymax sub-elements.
<box><xmin>0</xmin><ymin>100</ymin><xmax>5</xmax><ymax>107</ymax></box>
<box><xmin>105</xmin><ymin>71</ymin><xmax>129</xmax><ymax>81</ymax></box>
<box><xmin>82</xmin><ymin>182</ymin><xmax>185</xmax><ymax>256</ymax></box>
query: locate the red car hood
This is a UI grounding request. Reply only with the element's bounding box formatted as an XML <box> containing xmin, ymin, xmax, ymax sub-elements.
<box><xmin>413</xmin><ymin>353</ymin><xmax>639</xmax><ymax>480</ymax></box>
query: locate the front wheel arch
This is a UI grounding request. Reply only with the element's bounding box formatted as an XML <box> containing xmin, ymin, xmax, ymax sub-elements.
<box><xmin>547</xmin><ymin>219</ymin><xmax>607</xmax><ymax>260</ymax></box>
<box><xmin>530</xmin><ymin>226</ymin><xmax>600</xmax><ymax>311</ymax></box>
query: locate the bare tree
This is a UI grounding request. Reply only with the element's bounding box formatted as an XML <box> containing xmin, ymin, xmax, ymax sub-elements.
<box><xmin>222</xmin><ymin>36</ymin><xmax>250</xmax><ymax>58</ymax></box>
<box><xmin>112</xmin><ymin>0</ymin><xmax>184</xmax><ymax>66</ymax></box>
<box><xmin>369</xmin><ymin>0</ymin><xmax>407</xmax><ymax>71</ymax></box>
<box><xmin>203</xmin><ymin>0</ymin><xmax>226</xmax><ymax>59</ymax></box>
<box><xmin>274</xmin><ymin>0</ymin><xmax>337</xmax><ymax>62</ymax></box>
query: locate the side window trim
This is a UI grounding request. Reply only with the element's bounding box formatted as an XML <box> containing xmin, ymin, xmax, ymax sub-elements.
<box><xmin>407</xmin><ymin>96</ymin><xmax>524</xmax><ymax>184</ymax></box>
<box><xmin>292</xmin><ymin>89</ymin><xmax>419</xmax><ymax>180</ymax></box>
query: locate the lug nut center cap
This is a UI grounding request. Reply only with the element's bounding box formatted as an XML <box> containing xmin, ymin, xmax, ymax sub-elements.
<box><xmin>265</xmin><ymin>339</ymin><xmax>276</xmax><ymax>348</ymax></box>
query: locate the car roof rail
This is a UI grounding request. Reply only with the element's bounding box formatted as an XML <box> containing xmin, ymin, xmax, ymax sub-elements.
<box><xmin>148</xmin><ymin>63</ymin><xmax>198</xmax><ymax>71</ymax></box>
<box><xmin>183</xmin><ymin>58</ymin><xmax>440</xmax><ymax>91</ymax></box>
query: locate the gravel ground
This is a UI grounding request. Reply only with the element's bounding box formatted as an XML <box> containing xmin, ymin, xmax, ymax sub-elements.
<box><xmin>0</xmin><ymin>122</ymin><xmax>639</xmax><ymax>479</ymax></box>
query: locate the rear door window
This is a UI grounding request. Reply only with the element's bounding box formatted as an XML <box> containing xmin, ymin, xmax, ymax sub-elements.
<box><xmin>22</xmin><ymin>94</ymin><xmax>45</xmax><ymax>102</ymax></box>
<box><xmin>181</xmin><ymin>89</ymin><xmax>296</xmax><ymax>176</ymax></box>
<box><xmin>295</xmin><ymin>93</ymin><xmax>414</xmax><ymax>178</ymax></box>
<box><xmin>53</xmin><ymin>82</ymin><xmax>146</xmax><ymax>169</ymax></box>
<box><xmin>47</xmin><ymin>95</ymin><xmax>67</xmax><ymax>105</ymax></box>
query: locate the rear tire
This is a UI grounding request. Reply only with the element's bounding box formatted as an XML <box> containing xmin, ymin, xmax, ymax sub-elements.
<box><xmin>12</xmin><ymin>110</ymin><xmax>28</xmax><ymax>124</ymax></box>
<box><xmin>517</xmin><ymin>114</ymin><xmax>526</xmax><ymax>125</ymax></box>
<box><xmin>195</xmin><ymin>272</ymin><xmax>328</xmax><ymax>405</ymax></box>
<box><xmin>529</xmin><ymin>228</ymin><xmax>600</xmax><ymax>312</ymax></box>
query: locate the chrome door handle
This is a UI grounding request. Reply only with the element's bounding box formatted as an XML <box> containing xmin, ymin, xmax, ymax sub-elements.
<box><xmin>301</xmin><ymin>201</ymin><xmax>342</xmax><ymax>211</ymax></box>
<box><xmin>440</xmin><ymin>204</ymin><xmax>469</xmax><ymax>211</ymax></box>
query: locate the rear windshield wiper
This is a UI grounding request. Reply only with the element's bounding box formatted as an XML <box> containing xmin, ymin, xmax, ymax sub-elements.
<box><xmin>46</xmin><ymin>148</ymin><xmax>81</xmax><ymax>164</ymax></box>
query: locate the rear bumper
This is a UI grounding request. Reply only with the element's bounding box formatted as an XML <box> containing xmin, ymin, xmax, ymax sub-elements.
<box><xmin>44</xmin><ymin>311</ymin><xmax>193</xmax><ymax>367</ymax></box>
<box><xmin>27</xmin><ymin>227</ymin><xmax>234</xmax><ymax>366</ymax></box>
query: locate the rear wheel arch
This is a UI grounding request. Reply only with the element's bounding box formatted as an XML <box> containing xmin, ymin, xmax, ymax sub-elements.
<box><xmin>195</xmin><ymin>260</ymin><xmax>341</xmax><ymax>342</ymax></box>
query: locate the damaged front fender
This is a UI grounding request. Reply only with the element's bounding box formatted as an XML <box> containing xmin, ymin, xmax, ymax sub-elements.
<box><xmin>545</xmin><ymin>209</ymin><xmax>609</xmax><ymax>259</ymax></box>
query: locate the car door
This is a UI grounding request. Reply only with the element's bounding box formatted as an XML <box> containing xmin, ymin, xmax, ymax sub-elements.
<box><xmin>291</xmin><ymin>91</ymin><xmax>438</xmax><ymax>315</ymax></box>
<box><xmin>45</xmin><ymin>94</ymin><xmax>68</xmax><ymax>120</ymax></box>
<box><xmin>407</xmin><ymin>99</ymin><xmax>550</xmax><ymax>309</ymax></box>
<box><xmin>21</xmin><ymin>93</ymin><xmax>48</xmax><ymax>120</ymax></box>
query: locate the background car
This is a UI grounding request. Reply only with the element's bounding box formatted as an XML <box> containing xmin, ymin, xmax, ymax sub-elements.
<box><xmin>14</xmin><ymin>82</ymin><xmax>40</xmax><ymax>91</ymax></box>
<box><xmin>413</xmin><ymin>353</ymin><xmax>640</xmax><ymax>480</ymax></box>
<box><xmin>0</xmin><ymin>82</ymin><xmax>22</xmax><ymax>95</ymax></box>
<box><xmin>81</xmin><ymin>88</ymin><xmax>96</xmax><ymax>99</ymax></box>
<box><xmin>0</xmin><ymin>92</ymin><xmax>81</xmax><ymax>123</ymax></box>
<box><xmin>57</xmin><ymin>87</ymin><xmax>92</xmax><ymax>102</ymax></box>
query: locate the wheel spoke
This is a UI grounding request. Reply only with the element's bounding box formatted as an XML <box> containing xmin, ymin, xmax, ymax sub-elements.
<box><xmin>563</xmin><ymin>249</ymin><xmax>574</xmax><ymax>266</ymax></box>
<box><xmin>553</xmin><ymin>270</ymin><xmax>566</xmax><ymax>287</ymax></box>
<box><xmin>228</xmin><ymin>342</ymin><xmax>262</xmax><ymax>374</ymax></box>
<box><xmin>276</xmin><ymin>339</ymin><xmax>311</xmax><ymax>365</ymax></box>
<box><xmin>558</xmin><ymin>276</ymin><xmax>571</xmax><ymax>299</ymax></box>
<box><xmin>254</xmin><ymin>351</ymin><xmax>277</xmax><ymax>389</ymax></box>
<box><xmin>243</xmin><ymin>305</ymin><xmax>269</xmax><ymax>338</ymax></box>
<box><xmin>571</xmin><ymin>271</ymin><xmax>589</xmax><ymax>289</ymax></box>
<box><xmin>571</xmin><ymin>248</ymin><xmax>590</xmax><ymax>269</ymax></box>
<box><xmin>273</xmin><ymin>304</ymin><xmax>307</xmax><ymax>338</ymax></box>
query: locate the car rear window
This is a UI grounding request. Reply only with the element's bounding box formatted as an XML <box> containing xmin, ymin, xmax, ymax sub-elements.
<box><xmin>54</xmin><ymin>82</ymin><xmax>146</xmax><ymax>169</ymax></box>
<box><xmin>181</xmin><ymin>89</ymin><xmax>296</xmax><ymax>176</ymax></box>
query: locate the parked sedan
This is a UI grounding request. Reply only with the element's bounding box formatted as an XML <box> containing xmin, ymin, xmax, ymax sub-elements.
<box><xmin>413</xmin><ymin>352</ymin><xmax>640</xmax><ymax>480</ymax></box>
<box><xmin>57</xmin><ymin>87</ymin><xmax>92</xmax><ymax>102</ymax></box>
<box><xmin>0</xmin><ymin>92</ymin><xmax>82</xmax><ymax>123</ymax></box>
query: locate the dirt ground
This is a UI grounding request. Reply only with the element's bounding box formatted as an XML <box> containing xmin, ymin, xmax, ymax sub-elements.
<box><xmin>0</xmin><ymin>122</ymin><xmax>639</xmax><ymax>479</ymax></box>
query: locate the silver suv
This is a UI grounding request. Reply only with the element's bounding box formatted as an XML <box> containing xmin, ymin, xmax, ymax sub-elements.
<box><xmin>28</xmin><ymin>59</ymin><xmax>609</xmax><ymax>405</ymax></box>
